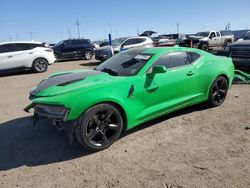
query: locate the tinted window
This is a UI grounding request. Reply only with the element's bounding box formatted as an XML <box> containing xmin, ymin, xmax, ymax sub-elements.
<box><xmin>189</xmin><ymin>52</ymin><xmax>200</xmax><ymax>63</ymax></box>
<box><xmin>73</xmin><ymin>40</ymin><xmax>83</xmax><ymax>45</ymax></box>
<box><xmin>134</xmin><ymin>38</ymin><xmax>146</xmax><ymax>44</ymax></box>
<box><xmin>123</xmin><ymin>39</ymin><xmax>136</xmax><ymax>46</ymax></box>
<box><xmin>14</xmin><ymin>43</ymin><xmax>30</xmax><ymax>51</ymax></box>
<box><xmin>65</xmin><ymin>40</ymin><xmax>73</xmax><ymax>46</ymax></box>
<box><xmin>0</xmin><ymin>44</ymin><xmax>13</xmax><ymax>53</ymax></box>
<box><xmin>216</xmin><ymin>32</ymin><xmax>220</xmax><ymax>37</ymax></box>
<box><xmin>82</xmin><ymin>39</ymin><xmax>91</xmax><ymax>45</ymax></box>
<box><xmin>153</xmin><ymin>52</ymin><xmax>190</xmax><ymax>69</ymax></box>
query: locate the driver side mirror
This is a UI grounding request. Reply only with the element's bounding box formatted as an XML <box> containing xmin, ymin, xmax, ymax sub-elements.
<box><xmin>148</xmin><ymin>65</ymin><xmax>167</xmax><ymax>75</ymax></box>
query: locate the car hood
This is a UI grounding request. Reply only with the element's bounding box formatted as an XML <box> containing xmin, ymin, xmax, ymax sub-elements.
<box><xmin>30</xmin><ymin>69</ymin><xmax>116</xmax><ymax>97</ymax></box>
<box><xmin>229</xmin><ymin>39</ymin><xmax>250</xmax><ymax>46</ymax></box>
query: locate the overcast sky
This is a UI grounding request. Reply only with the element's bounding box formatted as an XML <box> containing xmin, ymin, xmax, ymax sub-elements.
<box><xmin>0</xmin><ymin>0</ymin><xmax>250</xmax><ymax>43</ymax></box>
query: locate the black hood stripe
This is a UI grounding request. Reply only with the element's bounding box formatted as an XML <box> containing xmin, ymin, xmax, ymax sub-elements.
<box><xmin>30</xmin><ymin>70</ymin><xmax>101</xmax><ymax>96</ymax></box>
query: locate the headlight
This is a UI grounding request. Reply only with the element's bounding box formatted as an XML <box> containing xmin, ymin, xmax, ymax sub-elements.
<box><xmin>35</xmin><ymin>104</ymin><xmax>69</xmax><ymax>119</ymax></box>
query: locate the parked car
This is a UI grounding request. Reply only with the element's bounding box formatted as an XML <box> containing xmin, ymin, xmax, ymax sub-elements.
<box><xmin>0</xmin><ymin>41</ymin><xmax>56</xmax><ymax>73</ymax></box>
<box><xmin>53</xmin><ymin>39</ymin><xmax>94</xmax><ymax>61</ymax></box>
<box><xmin>180</xmin><ymin>30</ymin><xmax>234</xmax><ymax>51</ymax></box>
<box><xmin>95</xmin><ymin>36</ymin><xmax>153</xmax><ymax>61</ymax></box>
<box><xmin>155</xmin><ymin>38</ymin><xmax>176</xmax><ymax>47</ymax></box>
<box><xmin>225</xmin><ymin>37</ymin><xmax>250</xmax><ymax>68</ymax></box>
<box><xmin>25</xmin><ymin>47</ymin><xmax>234</xmax><ymax>151</ymax></box>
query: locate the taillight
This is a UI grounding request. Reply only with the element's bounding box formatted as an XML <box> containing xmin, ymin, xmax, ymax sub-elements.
<box><xmin>45</xmin><ymin>48</ymin><xmax>53</xmax><ymax>52</ymax></box>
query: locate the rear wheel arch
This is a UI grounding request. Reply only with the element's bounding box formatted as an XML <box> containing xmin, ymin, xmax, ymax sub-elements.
<box><xmin>32</xmin><ymin>58</ymin><xmax>48</xmax><ymax>73</ymax></box>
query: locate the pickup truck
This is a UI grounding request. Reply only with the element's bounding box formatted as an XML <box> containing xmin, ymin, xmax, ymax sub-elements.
<box><xmin>180</xmin><ymin>30</ymin><xmax>234</xmax><ymax>51</ymax></box>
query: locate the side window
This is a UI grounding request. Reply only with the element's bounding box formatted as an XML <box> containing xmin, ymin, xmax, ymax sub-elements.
<box><xmin>123</xmin><ymin>39</ymin><xmax>135</xmax><ymax>46</ymax></box>
<box><xmin>216</xmin><ymin>32</ymin><xmax>220</xmax><ymax>37</ymax></box>
<box><xmin>153</xmin><ymin>52</ymin><xmax>190</xmax><ymax>69</ymax></box>
<box><xmin>210</xmin><ymin>32</ymin><xmax>216</xmax><ymax>39</ymax></box>
<box><xmin>134</xmin><ymin>38</ymin><xmax>146</xmax><ymax>44</ymax></box>
<box><xmin>188</xmin><ymin>52</ymin><xmax>200</xmax><ymax>63</ymax></box>
<box><xmin>0</xmin><ymin>44</ymin><xmax>12</xmax><ymax>53</ymax></box>
<box><xmin>65</xmin><ymin>40</ymin><xmax>73</xmax><ymax>46</ymax></box>
<box><xmin>14</xmin><ymin>43</ymin><xmax>30</xmax><ymax>51</ymax></box>
<box><xmin>73</xmin><ymin>40</ymin><xmax>82</xmax><ymax>45</ymax></box>
<box><xmin>82</xmin><ymin>40</ymin><xmax>91</xmax><ymax>45</ymax></box>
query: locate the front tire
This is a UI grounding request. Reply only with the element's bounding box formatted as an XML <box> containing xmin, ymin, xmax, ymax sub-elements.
<box><xmin>200</xmin><ymin>43</ymin><xmax>208</xmax><ymax>51</ymax></box>
<box><xmin>84</xmin><ymin>50</ymin><xmax>93</xmax><ymax>60</ymax></box>
<box><xmin>207</xmin><ymin>76</ymin><xmax>228</xmax><ymax>107</ymax></box>
<box><xmin>75</xmin><ymin>103</ymin><xmax>124</xmax><ymax>151</ymax></box>
<box><xmin>32</xmin><ymin>58</ymin><xmax>48</xmax><ymax>73</ymax></box>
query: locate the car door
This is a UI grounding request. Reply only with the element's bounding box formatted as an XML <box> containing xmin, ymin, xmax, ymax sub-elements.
<box><xmin>72</xmin><ymin>39</ymin><xmax>83</xmax><ymax>58</ymax></box>
<box><xmin>60</xmin><ymin>40</ymin><xmax>74</xmax><ymax>59</ymax></box>
<box><xmin>215</xmin><ymin>31</ymin><xmax>222</xmax><ymax>46</ymax></box>
<box><xmin>0</xmin><ymin>44</ymin><xmax>15</xmax><ymax>71</ymax></box>
<box><xmin>208</xmin><ymin>32</ymin><xmax>217</xmax><ymax>47</ymax></box>
<box><xmin>8</xmin><ymin>43</ymin><xmax>34</xmax><ymax>68</ymax></box>
<box><xmin>142</xmin><ymin>51</ymin><xmax>199</xmax><ymax>118</ymax></box>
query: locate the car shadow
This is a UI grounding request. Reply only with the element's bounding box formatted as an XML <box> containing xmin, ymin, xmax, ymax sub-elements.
<box><xmin>0</xmin><ymin>103</ymin><xmax>208</xmax><ymax>171</ymax></box>
<box><xmin>0</xmin><ymin>70</ymin><xmax>35</xmax><ymax>77</ymax></box>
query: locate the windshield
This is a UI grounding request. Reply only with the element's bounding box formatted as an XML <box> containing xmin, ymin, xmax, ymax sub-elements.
<box><xmin>195</xmin><ymin>32</ymin><xmax>209</xmax><ymax>37</ymax></box>
<box><xmin>54</xmin><ymin>41</ymin><xmax>64</xmax><ymax>47</ymax></box>
<box><xmin>96</xmin><ymin>50</ymin><xmax>152</xmax><ymax>76</ymax></box>
<box><xmin>112</xmin><ymin>38</ymin><xmax>127</xmax><ymax>47</ymax></box>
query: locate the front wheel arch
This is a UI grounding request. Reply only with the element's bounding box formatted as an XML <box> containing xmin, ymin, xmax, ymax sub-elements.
<box><xmin>77</xmin><ymin>101</ymin><xmax>128</xmax><ymax>131</ymax></box>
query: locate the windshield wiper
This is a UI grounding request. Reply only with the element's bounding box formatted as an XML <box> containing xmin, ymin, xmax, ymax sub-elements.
<box><xmin>101</xmin><ymin>68</ymin><xmax>118</xmax><ymax>76</ymax></box>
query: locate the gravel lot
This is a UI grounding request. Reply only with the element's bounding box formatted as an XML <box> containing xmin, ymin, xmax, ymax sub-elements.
<box><xmin>0</xmin><ymin>59</ymin><xmax>249</xmax><ymax>188</ymax></box>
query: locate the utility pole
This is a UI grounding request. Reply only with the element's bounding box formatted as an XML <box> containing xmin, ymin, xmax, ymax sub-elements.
<box><xmin>29</xmin><ymin>32</ymin><xmax>33</xmax><ymax>40</ymax></box>
<box><xmin>76</xmin><ymin>17</ymin><xmax>80</xmax><ymax>38</ymax></box>
<box><xmin>177</xmin><ymin>22</ymin><xmax>179</xmax><ymax>35</ymax></box>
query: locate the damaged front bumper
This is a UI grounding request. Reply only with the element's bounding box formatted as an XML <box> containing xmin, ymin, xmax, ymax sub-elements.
<box><xmin>24</xmin><ymin>103</ymin><xmax>77</xmax><ymax>143</ymax></box>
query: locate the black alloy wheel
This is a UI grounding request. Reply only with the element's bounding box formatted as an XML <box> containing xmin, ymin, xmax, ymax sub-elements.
<box><xmin>208</xmin><ymin>76</ymin><xmax>228</xmax><ymax>107</ymax></box>
<box><xmin>75</xmin><ymin>103</ymin><xmax>123</xmax><ymax>151</ymax></box>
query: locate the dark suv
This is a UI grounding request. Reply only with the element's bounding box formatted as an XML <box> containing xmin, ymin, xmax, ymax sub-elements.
<box><xmin>53</xmin><ymin>39</ymin><xmax>94</xmax><ymax>61</ymax></box>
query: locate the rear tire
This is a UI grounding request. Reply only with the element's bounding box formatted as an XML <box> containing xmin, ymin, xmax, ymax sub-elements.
<box><xmin>75</xmin><ymin>103</ymin><xmax>124</xmax><ymax>151</ymax></box>
<box><xmin>32</xmin><ymin>58</ymin><xmax>48</xmax><ymax>73</ymax></box>
<box><xmin>207</xmin><ymin>76</ymin><xmax>228</xmax><ymax>107</ymax></box>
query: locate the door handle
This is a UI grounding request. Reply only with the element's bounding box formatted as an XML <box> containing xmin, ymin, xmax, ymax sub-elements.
<box><xmin>29</xmin><ymin>52</ymin><xmax>33</xmax><ymax>54</ymax></box>
<box><xmin>7</xmin><ymin>55</ymin><xmax>13</xmax><ymax>58</ymax></box>
<box><xmin>186</xmin><ymin>71</ymin><xmax>194</xmax><ymax>76</ymax></box>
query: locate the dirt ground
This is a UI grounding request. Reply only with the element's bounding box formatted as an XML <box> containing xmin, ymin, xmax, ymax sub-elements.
<box><xmin>0</xmin><ymin>59</ymin><xmax>249</xmax><ymax>188</ymax></box>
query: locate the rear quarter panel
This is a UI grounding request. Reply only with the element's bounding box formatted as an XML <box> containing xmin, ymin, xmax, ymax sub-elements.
<box><xmin>194</xmin><ymin>53</ymin><xmax>234</xmax><ymax>99</ymax></box>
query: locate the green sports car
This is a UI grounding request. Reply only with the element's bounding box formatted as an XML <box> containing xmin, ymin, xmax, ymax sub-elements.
<box><xmin>25</xmin><ymin>47</ymin><xmax>234</xmax><ymax>151</ymax></box>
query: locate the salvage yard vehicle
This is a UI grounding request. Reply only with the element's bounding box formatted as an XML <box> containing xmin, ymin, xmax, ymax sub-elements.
<box><xmin>25</xmin><ymin>47</ymin><xmax>234</xmax><ymax>151</ymax></box>
<box><xmin>181</xmin><ymin>30</ymin><xmax>234</xmax><ymax>51</ymax></box>
<box><xmin>226</xmin><ymin>36</ymin><xmax>250</xmax><ymax>68</ymax></box>
<box><xmin>95</xmin><ymin>36</ymin><xmax>153</xmax><ymax>61</ymax></box>
<box><xmin>53</xmin><ymin>39</ymin><xmax>95</xmax><ymax>61</ymax></box>
<box><xmin>0</xmin><ymin>41</ymin><xmax>56</xmax><ymax>73</ymax></box>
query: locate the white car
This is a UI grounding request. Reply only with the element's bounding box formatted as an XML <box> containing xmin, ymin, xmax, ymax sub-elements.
<box><xmin>95</xmin><ymin>36</ymin><xmax>153</xmax><ymax>61</ymax></box>
<box><xmin>0</xmin><ymin>41</ymin><xmax>56</xmax><ymax>73</ymax></box>
<box><xmin>113</xmin><ymin>36</ymin><xmax>153</xmax><ymax>53</ymax></box>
